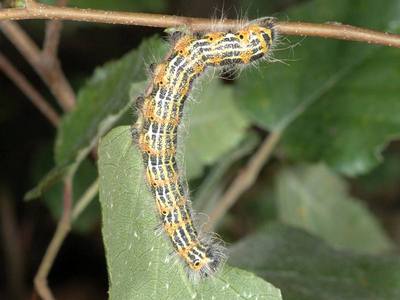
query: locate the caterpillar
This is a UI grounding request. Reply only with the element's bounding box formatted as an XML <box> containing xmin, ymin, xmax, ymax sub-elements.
<box><xmin>132</xmin><ymin>17</ymin><xmax>276</xmax><ymax>280</ymax></box>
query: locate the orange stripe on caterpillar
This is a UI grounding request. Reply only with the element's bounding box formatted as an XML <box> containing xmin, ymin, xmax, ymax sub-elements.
<box><xmin>163</xmin><ymin>218</ymin><xmax>193</xmax><ymax>237</ymax></box>
<box><xmin>138</xmin><ymin>135</ymin><xmax>176</xmax><ymax>156</ymax></box>
<box><xmin>173</xmin><ymin>35</ymin><xmax>196</xmax><ymax>56</ymax></box>
<box><xmin>142</xmin><ymin>99</ymin><xmax>181</xmax><ymax>126</ymax></box>
<box><xmin>146</xmin><ymin>168</ymin><xmax>179</xmax><ymax>188</ymax></box>
<box><xmin>156</xmin><ymin>196</ymin><xmax>187</xmax><ymax>215</ymax></box>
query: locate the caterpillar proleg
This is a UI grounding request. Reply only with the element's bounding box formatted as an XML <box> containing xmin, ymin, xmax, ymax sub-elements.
<box><xmin>132</xmin><ymin>17</ymin><xmax>276</xmax><ymax>280</ymax></box>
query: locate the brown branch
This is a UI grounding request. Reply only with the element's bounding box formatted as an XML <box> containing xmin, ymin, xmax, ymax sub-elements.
<box><xmin>0</xmin><ymin>52</ymin><xmax>60</xmax><ymax>126</ymax></box>
<box><xmin>42</xmin><ymin>0</ymin><xmax>69</xmax><ymax>58</ymax></box>
<box><xmin>34</xmin><ymin>176</ymin><xmax>73</xmax><ymax>300</ymax></box>
<box><xmin>72</xmin><ymin>178</ymin><xmax>99</xmax><ymax>221</ymax></box>
<box><xmin>0</xmin><ymin>1</ymin><xmax>400</xmax><ymax>48</ymax></box>
<box><xmin>42</xmin><ymin>19</ymin><xmax>63</xmax><ymax>58</ymax></box>
<box><xmin>31</xmin><ymin>176</ymin><xmax>99</xmax><ymax>300</ymax></box>
<box><xmin>276</xmin><ymin>22</ymin><xmax>400</xmax><ymax>48</ymax></box>
<box><xmin>0</xmin><ymin>21</ymin><xmax>76</xmax><ymax>111</ymax></box>
<box><xmin>0</xmin><ymin>21</ymin><xmax>41</xmax><ymax>70</ymax></box>
<box><xmin>206</xmin><ymin>131</ymin><xmax>282</xmax><ymax>231</ymax></box>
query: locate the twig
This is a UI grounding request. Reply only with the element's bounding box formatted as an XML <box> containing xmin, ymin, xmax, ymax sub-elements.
<box><xmin>72</xmin><ymin>178</ymin><xmax>99</xmax><ymax>221</ymax></box>
<box><xmin>206</xmin><ymin>131</ymin><xmax>282</xmax><ymax>230</ymax></box>
<box><xmin>0</xmin><ymin>1</ymin><xmax>400</xmax><ymax>48</ymax></box>
<box><xmin>0</xmin><ymin>52</ymin><xmax>60</xmax><ymax>126</ymax></box>
<box><xmin>276</xmin><ymin>21</ymin><xmax>400</xmax><ymax>48</ymax></box>
<box><xmin>42</xmin><ymin>19</ymin><xmax>63</xmax><ymax>58</ymax></box>
<box><xmin>0</xmin><ymin>21</ymin><xmax>76</xmax><ymax>111</ymax></box>
<box><xmin>42</xmin><ymin>0</ymin><xmax>69</xmax><ymax>58</ymax></box>
<box><xmin>34</xmin><ymin>176</ymin><xmax>73</xmax><ymax>300</ymax></box>
<box><xmin>31</xmin><ymin>177</ymin><xmax>98</xmax><ymax>300</ymax></box>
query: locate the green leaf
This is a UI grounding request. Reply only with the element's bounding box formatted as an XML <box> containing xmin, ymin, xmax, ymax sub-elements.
<box><xmin>356</xmin><ymin>154</ymin><xmax>400</xmax><ymax>197</ymax></box>
<box><xmin>230</xmin><ymin>223</ymin><xmax>400</xmax><ymax>300</ymax></box>
<box><xmin>26</xmin><ymin>37</ymin><xmax>168</xmax><ymax>199</ymax></box>
<box><xmin>25</xmin><ymin>164</ymin><xmax>69</xmax><ymax>200</ymax></box>
<box><xmin>185</xmin><ymin>80</ymin><xmax>250</xmax><ymax>179</ymax></box>
<box><xmin>275</xmin><ymin>163</ymin><xmax>393</xmax><ymax>254</ymax></box>
<box><xmin>98</xmin><ymin>127</ymin><xmax>282</xmax><ymax>300</ymax></box>
<box><xmin>194</xmin><ymin>133</ymin><xmax>259</xmax><ymax>214</ymax></box>
<box><xmin>28</xmin><ymin>143</ymin><xmax>99</xmax><ymax>231</ymax></box>
<box><xmin>235</xmin><ymin>0</ymin><xmax>400</xmax><ymax>175</ymax></box>
<box><xmin>48</xmin><ymin>163</ymin><xmax>100</xmax><ymax>233</ymax></box>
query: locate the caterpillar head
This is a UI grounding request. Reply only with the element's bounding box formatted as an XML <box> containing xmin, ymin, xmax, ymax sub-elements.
<box><xmin>185</xmin><ymin>241</ymin><xmax>226</xmax><ymax>281</ymax></box>
<box><xmin>238</xmin><ymin>25</ymin><xmax>273</xmax><ymax>53</ymax></box>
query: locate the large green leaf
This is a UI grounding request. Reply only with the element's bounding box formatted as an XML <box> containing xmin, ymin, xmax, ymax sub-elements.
<box><xmin>184</xmin><ymin>79</ymin><xmax>250</xmax><ymax>179</ymax></box>
<box><xmin>26</xmin><ymin>37</ymin><xmax>167</xmax><ymax>199</ymax></box>
<box><xmin>230</xmin><ymin>223</ymin><xmax>400</xmax><ymax>300</ymax></box>
<box><xmin>98</xmin><ymin>127</ymin><xmax>282</xmax><ymax>299</ymax></box>
<box><xmin>236</xmin><ymin>0</ymin><xmax>400</xmax><ymax>175</ymax></box>
<box><xmin>275</xmin><ymin>163</ymin><xmax>393</xmax><ymax>254</ymax></box>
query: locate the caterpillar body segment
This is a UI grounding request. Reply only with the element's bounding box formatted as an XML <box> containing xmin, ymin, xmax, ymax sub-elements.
<box><xmin>133</xmin><ymin>18</ymin><xmax>275</xmax><ymax>280</ymax></box>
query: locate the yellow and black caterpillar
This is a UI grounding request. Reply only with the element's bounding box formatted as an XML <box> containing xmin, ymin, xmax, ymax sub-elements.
<box><xmin>133</xmin><ymin>18</ymin><xmax>275</xmax><ymax>280</ymax></box>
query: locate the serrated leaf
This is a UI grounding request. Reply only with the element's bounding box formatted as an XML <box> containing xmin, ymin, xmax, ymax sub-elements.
<box><xmin>235</xmin><ymin>0</ymin><xmax>400</xmax><ymax>175</ymax></box>
<box><xmin>98</xmin><ymin>127</ymin><xmax>281</xmax><ymax>300</ymax></box>
<box><xmin>275</xmin><ymin>163</ymin><xmax>393</xmax><ymax>254</ymax></box>
<box><xmin>26</xmin><ymin>37</ymin><xmax>168</xmax><ymax>199</ymax></box>
<box><xmin>185</xmin><ymin>79</ymin><xmax>250</xmax><ymax>179</ymax></box>
<box><xmin>230</xmin><ymin>223</ymin><xmax>400</xmax><ymax>300</ymax></box>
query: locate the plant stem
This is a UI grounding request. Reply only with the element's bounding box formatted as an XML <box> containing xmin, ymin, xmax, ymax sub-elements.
<box><xmin>72</xmin><ymin>178</ymin><xmax>99</xmax><ymax>221</ymax></box>
<box><xmin>1</xmin><ymin>1</ymin><xmax>399</xmax><ymax>48</ymax></box>
<box><xmin>0</xmin><ymin>20</ymin><xmax>76</xmax><ymax>111</ymax></box>
<box><xmin>0</xmin><ymin>52</ymin><xmax>60</xmax><ymax>126</ymax></box>
<box><xmin>34</xmin><ymin>176</ymin><xmax>73</xmax><ymax>300</ymax></box>
<box><xmin>207</xmin><ymin>131</ymin><xmax>282</xmax><ymax>231</ymax></box>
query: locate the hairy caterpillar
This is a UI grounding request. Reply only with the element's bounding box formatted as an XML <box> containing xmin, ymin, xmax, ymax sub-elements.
<box><xmin>132</xmin><ymin>18</ymin><xmax>275</xmax><ymax>280</ymax></box>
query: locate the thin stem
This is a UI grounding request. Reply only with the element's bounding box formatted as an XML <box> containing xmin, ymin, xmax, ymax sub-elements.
<box><xmin>72</xmin><ymin>178</ymin><xmax>99</xmax><ymax>221</ymax></box>
<box><xmin>42</xmin><ymin>0</ymin><xmax>69</xmax><ymax>58</ymax></box>
<box><xmin>42</xmin><ymin>19</ymin><xmax>63</xmax><ymax>58</ymax></box>
<box><xmin>0</xmin><ymin>21</ymin><xmax>76</xmax><ymax>111</ymax></box>
<box><xmin>32</xmin><ymin>177</ymin><xmax>98</xmax><ymax>299</ymax></box>
<box><xmin>206</xmin><ymin>131</ymin><xmax>282</xmax><ymax>231</ymax></box>
<box><xmin>0</xmin><ymin>52</ymin><xmax>60</xmax><ymax>126</ymax></box>
<box><xmin>0</xmin><ymin>2</ymin><xmax>399</xmax><ymax>48</ymax></box>
<box><xmin>34</xmin><ymin>176</ymin><xmax>73</xmax><ymax>300</ymax></box>
<box><xmin>0</xmin><ymin>21</ymin><xmax>41</xmax><ymax>70</ymax></box>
